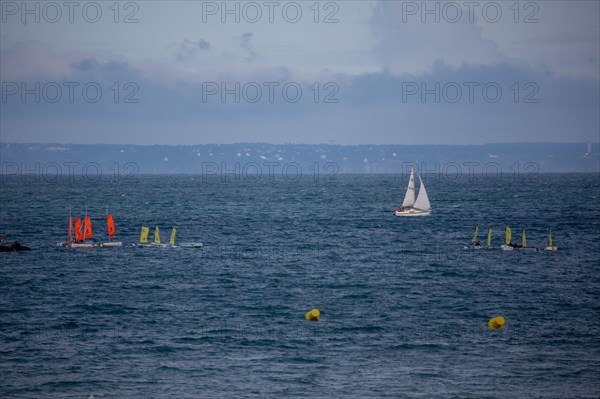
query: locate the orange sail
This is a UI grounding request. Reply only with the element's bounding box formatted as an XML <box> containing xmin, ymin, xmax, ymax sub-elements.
<box><xmin>68</xmin><ymin>216</ymin><xmax>73</xmax><ymax>240</ymax></box>
<box><xmin>75</xmin><ymin>218</ymin><xmax>83</xmax><ymax>241</ymax></box>
<box><xmin>84</xmin><ymin>215</ymin><xmax>93</xmax><ymax>239</ymax></box>
<box><xmin>107</xmin><ymin>215</ymin><xmax>115</xmax><ymax>237</ymax></box>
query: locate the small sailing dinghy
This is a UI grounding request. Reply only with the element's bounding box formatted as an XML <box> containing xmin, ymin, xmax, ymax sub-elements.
<box><xmin>96</xmin><ymin>207</ymin><xmax>123</xmax><ymax>247</ymax></box>
<box><xmin>465</xmin><ymin>226</ymin><xmax>483</xmax><ymax>249</ymax></box>
<box><xmin>58</xmin><ymin>208</ymin><xmax>94</xmax><ymax>248</ymax></box>
<box><xmin>463</xmin><ymin>227</ymin><xmax>495</xmax><ymax>250</ymax></box>
<box><xmin>134</xmin><ymin>225</ymin><xmax>202</xmax><ymax>248</ymax></box>
<box><xmin>152</xmin><ymin>226</ymin><xmax>165</xmax><ymax>247</ymax></box>
<box><xmin>170</xmin><ymin>227</ymin><xmax>176</xmax><ymax>246</ymax></box>
<box><xmin>133</xmin><ymin>225</ymin><xmax>151</xmax><ymax>246</ymax></box>
<box><xmin>500</xmin><ymin>226</ymin><xmax>516</xmax><ymax>251</ymax></box>
<box><xmin>57</xmin><ymin>208</ymin><xmax>75</xmax><ymax>247</ymax></box>
<box><xmin>73</xmin><ymin>214</ymin><xmax>94</xmax><ymax>248</ymax></box>
<box><xmin>545</xmin><ymin>228</ymin><xmax>557</xmax><ymax>252</ymax></box>
<box><xmin>500</xmin><ymin>226</ymin><xmax>535</xmax><ymax>251</ymax></box>
<box><xmin>134</xmin><ymin>226</ymin><xmax>168</xmax><ymax>247</ymax></box>
<box><xmin>394</xmin><ymin>165</ymin><xmax>431</xmax><ymax>216</ymax></box>
<box><xmin>518</xmin><ymin>228</ymin><xmax>537</xmax><ymax>251</ymax></box>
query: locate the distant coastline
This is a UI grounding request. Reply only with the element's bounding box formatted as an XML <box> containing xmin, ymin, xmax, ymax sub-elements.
<box><xmin>1</xmin><ymin>142</ymin><xmax>598</xmax><ymax>174</ymax></box>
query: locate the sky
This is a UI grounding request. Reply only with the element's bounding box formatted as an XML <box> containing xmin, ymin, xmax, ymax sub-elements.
<box><xmin>0</xmin><ymin>0</ymin><xmax>599</xmax><ymax>145</ymax></box>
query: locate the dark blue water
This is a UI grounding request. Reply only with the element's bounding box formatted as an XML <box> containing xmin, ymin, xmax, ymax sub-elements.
<box><xmin>1</xmin><ymin>174</ymin><xmax>599</xmax><ymax>398</ymax></box>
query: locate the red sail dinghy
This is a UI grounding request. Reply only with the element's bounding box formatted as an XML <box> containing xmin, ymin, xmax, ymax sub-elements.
<box><xmin>97</xmin><ymin>208</ymin><xmax>123</xmax><ymax>247</ymax></box>
<box><xmin>57</xmin><ymin>207</ymin><xmax>96</xmax><ymax>248</ymax></box>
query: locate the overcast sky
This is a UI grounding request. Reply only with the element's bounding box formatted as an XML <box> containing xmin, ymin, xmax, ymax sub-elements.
<box><xmin>1</xmin><ymin>0</ymin><xmax>598</xmax><ymax>144</ymax></box>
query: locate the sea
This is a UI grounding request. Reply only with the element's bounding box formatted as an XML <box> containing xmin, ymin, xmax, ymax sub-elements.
<box><xmin>1</xmin><ymin>173</ymin><xmax>599</xmax><ymax>398</ymax></box>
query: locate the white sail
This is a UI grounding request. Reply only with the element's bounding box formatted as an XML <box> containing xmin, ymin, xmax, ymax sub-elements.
<box><xmin>401</xmin><ymin>167</ymin><xmax>416</xmax><ymax>208</ymax></box>
<box><xmin>413</xmin><ymin>175</ymin><xmax>431</xmax><ymax>211</ymax></box>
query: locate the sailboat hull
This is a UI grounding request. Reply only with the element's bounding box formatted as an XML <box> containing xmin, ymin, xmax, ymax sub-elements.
<box><xmin>396</xmin><ymin>166</ymin><xmax>432</xmax><ymax>217</ymax></box>
<box><xmin>179</xmin><ymin>242</ymin><xmax>203</xmax><ymax>248</ymax></box>
<box><xmin>394</xmin><ymin>209</ymin><xmax>431</xmax><ymax>217</ymax></box>
<box><xmin>132</xmin><ymin>242</ymin><xmax>203</xmax><ymax>248</ymax></box>
<box><xmin>545</xmin><ymin>246</ymin><xmax>557</xmax><ymax>252</ymax></box>
<box><xmin>71</xmin><ymin>243</ymin><xmax>94</xmax><ymax>248</ymax></box>
<box><xmin>58</xmin><ymin>242</ymin><xmax>94</xmax><ymax>248</ymax></box>
<box><xmin>96</xmin><ymin>241</ymin><xmax>123</xmax><ymax>247</ymax></box>
<box><xmin>133</xmin><ymin>243</ymin><xmax>171</xmax><ymax>248</ymax></box>
<box><xmin>465</xmin><ymin>245</ymin><xmax>495</xmax><ymax>250</ymax></box>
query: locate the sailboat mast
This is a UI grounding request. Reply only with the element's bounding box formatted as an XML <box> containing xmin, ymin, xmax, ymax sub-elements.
<box><xmin>68</xmin><ymin>206</ymin><xmax>72</xmax><ymax>241</ymax></box>
<box><xmin>106</xmin><ymin>205</ymin><xmax>110</xmax><ymax>242</ymax></box>
<box><xmin>401</xmin><ymin>164</ymin><xmax>416</xmax><ymax>208</ymax></box>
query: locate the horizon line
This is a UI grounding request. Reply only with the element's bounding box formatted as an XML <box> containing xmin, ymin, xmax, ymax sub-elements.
<box><xmin>2</xmin><ymin>141</ymin><xmax>599</xmax><ymax>147</ymax></box>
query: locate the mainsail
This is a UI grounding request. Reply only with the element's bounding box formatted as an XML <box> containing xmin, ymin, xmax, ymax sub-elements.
<box><xmin>395</xmin><ymin>163</ymin><xmax>432</xmax><ymax>216</ymax></box>
<box><xmin>548</xmin><ymin>228</ymin><xmax>553</xmax><ymax>247</ymax></box>
<box><xmin>140</xmin><ymin>226</ymin><xmax>149</xmax><ymax>243</ymax></box>
<box><xmin>154</xmin><ymin>226</ymin><xmax>161</xmax><ymax>244</ymax></box>
<box><xmin>107</xmin><ymin>215</ymin><xmax>115</xmax><ymax>238</ymax></box>
<box><xmin>68</xmin><ymin>216</ymin><xmax>73</xmax><ymax>241</ymax></box>
<box><xmin>472</xmin><ymin>226</ymin><xmax>479</xmax><ymax>243</ymax></box>
<box><xmin>402</xmin><ymin>167</ymin><xmax>416</xmax><ymax>208</ymax></box>
<box><xmin>170</xmin><ymin>228</ymin><xmax>176</xmax><ymax>245</ymax></box>
<box><xmin>413</xmin><ymin>175</ymin><xmax>431</xmax><ymax>211</ymax></box>
<box><xmin>75</xmin><ymin>218</ymin><xmax>83</xmax><ymax>241</ymax></box>
<box><xmin>505</xmin><ymin>226</ymin><xmax>512</xmax><ymax>245</ymax></box>
<box><xmin>522</xmin><ymin>228</ymin><xmax>526</xmax><ymax>248</ymax></box>
<box><xmin>84</xmin><ymin>216</ymin><xmax>93</xmax><ymax>239</ymax></box>
<box><xmin>487</xmin><ymin>227</ymin><xmax>492</xmax><ymax>247</ymax></box>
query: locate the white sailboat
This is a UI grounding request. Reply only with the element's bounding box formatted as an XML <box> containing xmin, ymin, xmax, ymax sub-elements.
<box><xmin>394</xmin><ymin>165</ymin><xmax>431</xmax><ymax>216</ymax></box>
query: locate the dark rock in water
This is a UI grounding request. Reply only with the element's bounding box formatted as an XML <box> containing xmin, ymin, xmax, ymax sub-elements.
<box><xmin>0</xmin><ymin>241</ymin><xmax>31</xmax><ymax>252</ymax></box>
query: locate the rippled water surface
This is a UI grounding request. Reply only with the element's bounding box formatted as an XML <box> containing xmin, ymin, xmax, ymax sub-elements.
<box><xmin>1</xmin><ymin>174</ymin><xmax>599</xmax><ymax>398</ymax></box>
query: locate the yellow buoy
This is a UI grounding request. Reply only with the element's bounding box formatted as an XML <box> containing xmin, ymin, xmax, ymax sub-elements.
<box><xmin>305</xmin><ymin>308</ymin><xmax>320</xmax><ymax>321</ymax></box>
<box><xmin>488</xmin><ymin>316</ymin><xmax>505</xmax><ymax>330</ymax></box>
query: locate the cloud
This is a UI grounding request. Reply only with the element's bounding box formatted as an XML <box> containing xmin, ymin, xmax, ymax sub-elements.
<box><xmin>368</xmin><ymin>1</ymin><xmax>600</xmax><ymax>80</ymax></box>
<box><xmin>2</xmin><ymin>52</ymin><xmax>598</xmax><ymax>145</ymax></box>
<box><xmin>0</xmin><ymin>41</ymin><xmax>74</xmax><ymax>80</ymax></box>
<box><xmin>169</xmin><ymin>39</ymin><xmax>212</xmax><ymax>61</ymax></box>
<box><xmin>236</xmin><ymin>32</ymin><xmax>257</xmax><ymax>62</ymax></box>
<box><xmin>2</xmin><ymin>14</ymin><xmax>598</xmax><ymax>146</ymax></box>
<box><xmin>0</xmin><ymin>41</ymin><xmax>139</xmax><ymax>82</ymax></box>
<box><xmin>71</xmin><ymin>58</ymin><xmax>101</xmax><ymax>72</ymax></box>
<box><xmin>369</xmin><ymin>2</ymin><xmax>506</xmax><ymax>76</ymax></box>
